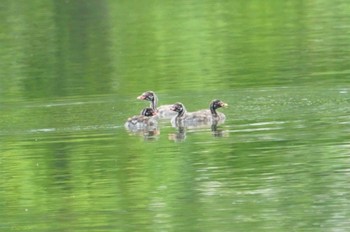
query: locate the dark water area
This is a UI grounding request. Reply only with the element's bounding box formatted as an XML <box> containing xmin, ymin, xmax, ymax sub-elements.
<box><xmin>1</xmin><ymin>1</ymin><xmax>350</xmax><ymax>231</ymax></box>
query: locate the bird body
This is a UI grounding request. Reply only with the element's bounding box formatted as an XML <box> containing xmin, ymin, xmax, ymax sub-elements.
<box><xmin>124</xmin><ymin>108</ymin><xmax>158</xmax><ymax>131</ymax></box>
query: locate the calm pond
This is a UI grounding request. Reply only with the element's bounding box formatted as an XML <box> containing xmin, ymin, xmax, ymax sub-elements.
<box><xmin>1</xmin><ymin>1</ymin><xmax>350</xmax><ymax>231</ymax></box>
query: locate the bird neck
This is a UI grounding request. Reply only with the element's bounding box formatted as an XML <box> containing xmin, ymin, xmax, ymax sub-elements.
<box><xmin>150</xmin><ymin>94</ymin><xmax>158</xmax><ymax>110</ymax></box>
<box><xmin>178</xmin><ymin>105</ymin><xmax>186</xmax><ymax>118</ymax></box>
<box><xmin>210</xmin><ymin>104</ymin><xmax>218</xmax><ymax>117</ymax></box>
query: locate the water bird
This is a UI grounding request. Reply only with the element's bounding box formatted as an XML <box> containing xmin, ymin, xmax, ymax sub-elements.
<box><xmin>137</xmin><ymin>91</ymin><xmax>177</xmax><ymax>119</ymax></box>
<box><xmin>170</xmin><ymin>99</ymin><xmax>228</xmax><ymax>127</ymax></box>
<box><xmin>124</xmin><ymin>107</ymin><xmax>158</xmax><ymax>130</ymax></box>
<box><xmin>194</xmin><ymin>99</ymin><xmax>228</xmax><ymax>122</ymax></box>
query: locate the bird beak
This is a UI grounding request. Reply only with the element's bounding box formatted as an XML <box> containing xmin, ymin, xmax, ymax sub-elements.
<box><xmin>221</xmin><ymin>102</ymin><xmax>228</xmax><ymax>108</ymax></box>
<box><xmin>137</xmin><ymin>95</ymin><xmax>145</xmax><ymax>100</ymax></box>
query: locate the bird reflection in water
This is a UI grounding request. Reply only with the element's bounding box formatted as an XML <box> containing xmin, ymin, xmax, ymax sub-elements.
<box><xmin>168</xmin><ymin>122</ymin><xmax>228</xmax><ymax>142</ymax></box>
<box><xmin>168</xmin><ymin>126</ymin><xmax>186</xmax><ymax>142</ymax></box>
<box><xmin>211</xmin><ymin>121</ymin><xmax>227</xmax><ymax>137</ymax></box>
<box><xmin>126</xmin><ymin>124</ymin><xmax>160</xmax><ymax>140</ymax></box>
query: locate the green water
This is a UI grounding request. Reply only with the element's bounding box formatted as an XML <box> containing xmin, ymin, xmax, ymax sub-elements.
<box><xmin>1</xmin><ymin>1</ymin><xmax>350</xmax><ymax>231</ymax></box>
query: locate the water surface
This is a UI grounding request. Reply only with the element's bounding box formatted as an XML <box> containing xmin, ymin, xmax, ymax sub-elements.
<box><xmin>1</xmin><ymin>1</ymin><xmax>350</xmax><ymax>231</ymax></box>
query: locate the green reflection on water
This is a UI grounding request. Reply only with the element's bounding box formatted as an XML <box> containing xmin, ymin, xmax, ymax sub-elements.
<box><xmin>1</xmin><ymin>0</ymin><xmax>350</xmax><ymax>100</ymax></box>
